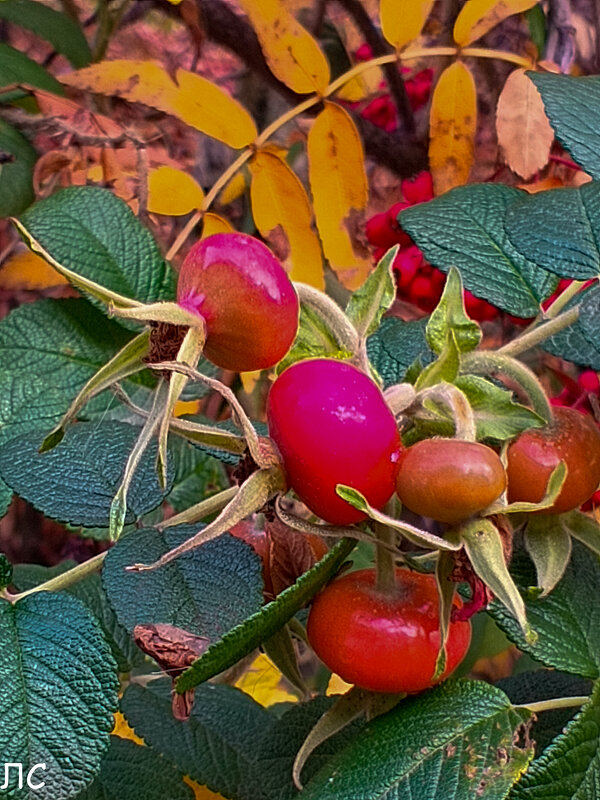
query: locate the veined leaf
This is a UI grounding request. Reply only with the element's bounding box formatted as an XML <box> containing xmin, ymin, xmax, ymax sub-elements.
<box><xmin>381</xmin><ymin>0</ymin><xmax>435</xmax><ymax>50</ymax></box>
<box><xmin>0</xmin><ymin>43</ymin><xmax>64</xmax><ymax>99</ymax></box>
<box><xmin>429</xmin><ymin>62</ymin><xmax>477</xmax><ymax>194</ymax></box>
<box><xmin>0</xmin><ymin>120</ymin><xmax>36</xmax><ymax>217</ymax></box>
<box><xmin>238</xmin><ymin>0</ymin><xmax>330</xmax><ymax>94</ymax></box>
<box><xmin>496</xmin><ymin>68</ymin><xmax>554</xmax><ymax>180</ymax></box>
<box><xmin>307</xmin><ymin>101</ymin><xmax>371</xmax><ymax>290</ymax></box>
<box><xmin>345</xmin><ymin>246</ymin><xmax>396</xmax><ymax>338</ymax></box>
<box><xmin>61</xmin><ymin>61</ymin><xmax>257</xmax><ymax>149</ymax></box>
<box><xmin>147</xmin><ymin>166</ymin><xmax>204</xmax><ymax>216</ymax></box>
<box><xmin>454</xmin><ymin>0</ymin><xmax>538</xmax><ymax>47</ymax></box>
<box><xmin>250</xmin><ymin>149</ymin><xmax>324</xmax><ymax>289</ymax></box>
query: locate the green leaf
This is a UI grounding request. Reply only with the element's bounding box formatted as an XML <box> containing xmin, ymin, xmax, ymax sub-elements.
<box><xmin>489</xmin><ymin>540</ymin><xmax>600</xmax><ymax>679</ymax></box>
<box><xmin>0</xmin><ymin>592</ymin><xmax>118</xmax><ymax>799</ymax></box>
<box><xmin>176</xmin><ymin>538</ymin><xmax>356</xmax><ymax>692</ymax></box>
<box><xmin>79</xmin><ymin>736</ymin><xmax>194</xmax><ymax>800</ymax></box>
<box><xmin>17</xmin><ymin>186</ymin><xmax>175</xmax><ymax>305</ymax></box>
<box><xmin>12</xmin><ymin>563</ymin><xmax>144</xmax><ymax>673</ymax></box>
<box><xmin>455</xmin><ymin>375</ymin><xmax>546</xmax><ymax>441</ymax></box>
<box><xmin>166</xmin><ymin>437</ymin><xmax>228</xmax><ymax>513</ymax></box>
<box><xmin>0</xmin><ymin>0</ymin><xmax>91</xmax><ymax>68</ymax></box>
<box><xmin>578</xmin><ymin>284</ymin><xmax>600</xmax><ymax>353</ymax></box>
<box><xmin>0</xmin><ymin>119</ymin><xmax>36</xmax><ymax>217</ymax></box>
<box><xmin>414</xmin><ymin>329</ymin><xmax>460</xmax><ymax>389</ymax></box>
<box><xmin>0</xmin><ymin>478</ymin><xmax>12</xmax><ymax>521</ymax></box>
<box><xmin>0</xmin><ymin>553</ymin><xmax>12</xmax><ymax>589</ymax></box>
<box><xmin>524</xmin><ymin>515</ymin><xmax>573</xmax><ymax>598</ymax></box>
<box><xmin>103</xmin><ymin>526</ymin><xmax>263</xmax><ymax>639</ymax></box>
<box><xmin>346</xmin><ymin>246</ymin><xmax>396</xmax><ymax>338</ymax></box>
<box><xmin>366</xmin><ymin>316</ymin><xmax>432</xmax><ymax>388</ymax></box>
<box><xmin>510</xmin><ymin>680</ymin><xmax>600</xmax><ymax>799</ymax></box>
<box><xmin>121</xmin><ymin>681</ymin><xmax>274</xmax><ymax>800</ymax></box>
<box><xmin>505</xmin><ymin>182</ymin><xmax>600</xmax><ymax>280</ymax></box>
<box><xmin>277</xmin><ymin>301</ymin><xmax>349</xmax><ymax>374</ymax></box>
<box><xmin>0</xmin><ymin>298</ymin><xmax>139</xmax><ymax>447</ymax></box>
<box><xmin>497</xmin><ymin>670</ymin><xmax>593</xmax><ymax>757</ymax></box>
<box><xmin>0</xmin><ymin>43</ymin><xmax>63</xmax><ymax>101</ymax></box>
<box><xmin>301</xmin><ymin>680</ymin><xmax>533</xmax><ymax>800</ymax></box>
<box><xmin>0</xmin><ymin>420</ymin><xmax>173</xmax><ymax>528</ymax></box>
<box><xmin>563</xmin><ymin>510</ymin><xmax>600</xmax><ymax>557</ymax></box>
<box><xmin>527</xmin><ymin>72</ymin><xmax>600</xmax><ymax>179</ymax></box>
<box><xmin>399</xmin><ymin>184</ymin><xmax>558</xmax><ymax>318</ymax></box>
<box><xmin>543</xmin><ymin>285</ymin><xmax>600</xmax><ymax>369</ymax></box>
<box><xmin>426</xmin><ymin>267</ymin><xmax>481</xmax><ymax>354</ymax></box>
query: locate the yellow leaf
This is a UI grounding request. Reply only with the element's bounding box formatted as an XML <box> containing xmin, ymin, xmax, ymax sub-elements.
<box><xmin>326</xmin><ymin>673</ymin><xmax>354</xmax><ymax>695</ymax></box>
<box><xmin>0</xmin><ymin>251</ymin><xmax>69</xmax><ymax>290</ymax></box>
<box><xmin>307</xmin><ymin>101</ymin><xmax>371</xmax><ymax>290</ymax></box>
<box><xmin>218</xmin><ymin>172</ymin><xmax>247</xmax><ymax>205</ymax></box>
<box><xmin>239</xmin><ymin>369</ymin><xmax>262</xmax><ymax>394</ymax></box>
<box><xmin>235</xmin><ymin>653</ymin><xmax>298</xmax><ymax>706</ymax></box>
<box><xmin>454</xmin><ymin>0</ymin><xmax>538</xmax><ymax>47</ymax></box>
<box><xmin>61</xmin><ymin>61</ymin><xmax>257</xmax><ymax>149</ymax></box>
<box><xmin>147</xmin><ymin>166</ymin><xmax>204</xmax><ymax>216</ymax></box>
<box><xmin>496</xmin><ymin>69</ymin><xmax>554</xmax><ymax>180</ymax></box>
<box><xmin>381</xmin><ymin>0</ymin><xmax>435</xmax><ymax>50</ymax></box>
<box><xmin>429</xmin><ymin>62</ymin><xmax>477</xmax><ymax>195</ymax></box>
<box><xmin>250</xmin><ymin>150</ymin><xmax>325</xmax><ymax>289</ymax></box>
<box><xmin>174</xmin><ymin>399</ymin><xmax>201</xmax><ymax>416</ymax></box>
<box><xmin>237</xmin><ymin>0</ymin><xmax>330</xmax><ymax>94</ymax></box>
<box><xmin>184</xmin><ymin>779</ymin><xmax>227</xmax><ymax>800</ymax></box>
<box><xmin>112</xmin><ymin>711</ymin><xmax>144</xmax><ymax>745</ymax></box>
<box><xmin>201</xmin><ymin>213</ymin><xmax>233</xmax><ymax>237</ymax></box>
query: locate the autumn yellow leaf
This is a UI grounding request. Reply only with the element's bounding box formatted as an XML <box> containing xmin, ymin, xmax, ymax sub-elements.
<box><xmin>174</xmin><ymin>399</ymin><xmax>201</xmax><ymax>416</ymax></box>
<box><xmin>429</xmin><ymin>62</ymin><xmax>477</xmax><ymax>195</ymax></box>
<box><xmin>307</xmin><ymin>101</ymin><xmax>371</xmax><ymax>290</ymax></box>
<box><xmin>239</xmin><ymin>369</ymin><xmax>262</xmax><ymax>395</ymax></box>
<box><xmin>238</xmin><ymin>0</ymin><xmax>330</xmax><ymax>94</ymax></box>
<box><xmin>496</xmin><ymin>69</ymin><xmax>554</xmax><ymax>180</ymax></box>
<box><xmin>381</xmin><ymin>0</ymin><xmax>435</xmax><ymax>50</ymax></box>
<box><xmin>218</xmin><ymin>172</ymin><xmax>247</xmax><ymax>205</ymax></box>
<box><xmin>147</xmin><ymin>166</ymin><xmax>204</xmax><ymax>216</ymax></box>
<box><xmin>201</xmin><ymin>212</ymin><xmax>233</xmax><ymax>237</ymax></box>
<box><xmin>184</xmin><ymin>778</ymin><xmax>227</xmax><ymax>800</ymax></box>
<box><xmin>454</xmin><ymin>0</ymin><xmax>538</xmax><ymax>47</ymax></box>
<box><xmin>0</xmin><ymin>250</ymin><xmax>69</xmax><ymax>290</ymax></box>
<box><xmin>326</xmin><ymin>673</ymin><xmax>354</xmax><ymax>695</ymax></box>
<box><xmin>61</xmin><ymin>61</ymin><xmax>257</xmax><ymax>149</ymax></box>
<box><xmin>250</xmin><ymin>149</ymin><xmax>324</xmax><ymax>289</ymax></box>
<box><xmin>235</xmin><ymin>653</ymin><xmax>298</xmax><ymax>706</ymax></box>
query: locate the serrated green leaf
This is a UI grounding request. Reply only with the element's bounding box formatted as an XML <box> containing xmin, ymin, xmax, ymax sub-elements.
<box><xmin>510</xmin><ymin>680</ymin><xmax>600</xmax><ymax>799</ymax></box>
<box><xmin>0</xmin><ymin>119</ymin><xmax>36</xmax><ymax>217</ymax></box>
<box><xmin>400</xmin><ymin>184</ymin><xmax>558</xmax><ymax>317</ymax></box>
<box><xmin>12</xmin><ymin>563</ymin><xmax>144</xmax><ymax>673</ymax></box>
<box><xmin>543</xmin><ymin>285</ymin><xmax>600</xmax><ymax>369</ymax></box>
<box><xmin>176</xmin><ymin>538</ymin><xmax>356</xmax><ymax>692</ymax></box>
<box><xmin>121</xmin><ymin>681</ymin><xmax>274</xmax><ymax>800</ymax></box>
<box><xmin>0</xmin><ymin>0</ymin><xmax>91</xmax><ymax>68</ymax></box>
<box><xmin>578</xmin><ymin>284</ymin><xmax>600</xmax><ymax>352</ymax></box>
<box><xmin>366</xmin><ymin>316</ymin><xmax>432</xmax><ymax>388</ymax></box>
<box><xmin>455</xmin><ymin>375</ymin><xmax>546</xmax><ymax>441</ymax></box>
<box><xmin>0</xmin><ymin>592</ymin><xmax>118</xmax><ymax>799</ymax></box>
<box><xmin>505</xmin><ymin>182</ymin><xmax>600</xmax><ymax>280</ymax></box>
<box><xmin>277</xmin><ymin>301</ymin><xmax>349</xmax><ymax>374</ymax></box>
<box><xmin>489</xmin><ymin>541</ymin><xmax>600</xmax><ymax>679</ymax></box>
<box><xmin>17</xmin><ymin>186</ymin><xmax>175</xmax><ymax>305</ymax></box>
<box><xmin>0</xmin><ymin>478</ymin><xmax>12</xmax><ymax>521</ymax></box>
<box><xmin>79</xmin><ymin>736</ymin><xmax>194</xmax><ymax>800</ymax></box>
<box><xmin>415</xmin><ymin>328</ymin><xmax>460</xmax><ymax>389</ymax></box>
<box><xmin>527</xmin><ymin>72</ymin><xmax>600</xmax><ymax>179</ymax></box>
<box><xmin>0</xmin><ymin>298</ymin><xmax>141</xmax><ymax>447</ymax></box>
<box><xmin>524</xmin><ymin>516</ymin><xmax>573</xmax><ymax>598</ymax></box>
<box><xmin>0</xmin><ymin>420</ymin><xmax>173</xmax><ymax>528</ymax></box>
<box><xmin>301</xmin><ymin>680</ymin><xmax>533</xmax><ymax>800</ymax></box>
<box><xmin>0</xmin><ymin>43</ymin><xmax>63</xmax><ymax>102</ymax></box>
<box><xmin>426</xmin><ymin>267</ymin><xmax>481</xmax><ymax>355</ymax></box>
<box><xmin>346</xmin><ymin>246</ymin><xmax>396</xmax><ymax>338</ymax></box>
<box><xmin>0</xmin><ymin>553</ymin><xmax>12</xmax><ymax>589</ymax></box>
<box><xmin>103</xmin><ymin>526</ymin><xmax>263</xmax><ymax>639</ymax></box>
<box><xmin>166</xmin><ymin>437</ymin><xmax>228</xmax><ymax>513</ymax></box>
<box><xmin>497</xmin><ymin>670</ymin><xmax>592</xmax><ymax>757</ymax></box>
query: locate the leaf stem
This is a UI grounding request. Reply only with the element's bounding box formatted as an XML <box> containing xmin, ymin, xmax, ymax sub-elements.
<box><xmin>515</xmin><ymin>695</ymin><xmax>589</xmax><ymax>714</ymax></box>
<box><xmin>497</xmin><ymin>306</ymin><xmax>580</xmax><ymax>358</ymax></box>
<box><xmin>461</xmin><ymin>47</ymin><xmax>533</xmax><ymax>68</ymax></box>
<box><xmin>7</xmin><ymin>552</ymin><xmax>107</xmax><ymax>603</ymax></box>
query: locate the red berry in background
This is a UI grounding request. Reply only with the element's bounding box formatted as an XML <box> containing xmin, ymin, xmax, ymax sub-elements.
<box><xmin>177</xmin><ymin>233</ymin><xmax>299</xmax><ymax>372</ymax></box>
<box><xmin>396</xmin><ymin>439</ymin><xmax>507</xmax><ymax>525</ymax></box>
<box><xmin>401</xmin><ymin>171</ymin><xmax>434</xmax><ymax>204</ymax></box>
<box><xmin>267</xmin><ymin>359</ymin><xmax>402</xmax><ymax>525</ymax></box>
<box><xmin>307</xmin><ymin>568</ymin><xmax>472</xmax><ymax>693</ymax></box>
<box><xmin>365</xmin><ymin>212</ymin><xmax>403</xmax><ymax>250</ymax></box>
<box><xmin>506</xmin><ymin>406</ymin><xmax>600</xmax><ymax>514</ymax></box>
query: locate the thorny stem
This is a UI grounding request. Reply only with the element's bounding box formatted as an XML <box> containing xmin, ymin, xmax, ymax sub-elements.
<box><xmin>515</xmin><ymin>695</ymin><xmax>589</xmax><ymax>714</ymax></box>
<box><xmin>498</xmin><ymin>306</ymin><xmax>580</xmax><ymax>358</ymax></box>
<box><xmin>6</xmin><ymin>552</ymin><xmax>107</xmax><ymax>603</ymax></box>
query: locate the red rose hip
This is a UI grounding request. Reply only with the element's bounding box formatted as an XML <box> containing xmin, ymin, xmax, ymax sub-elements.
<box><xmin>267</xmin><ymin>358</ymin><xmax>402</xmax><ymax>524</ymax></box>
<box><xmin>177</xmin><ymin>232</ymin><xmax>299</xmax><ymax>372</ymax></box>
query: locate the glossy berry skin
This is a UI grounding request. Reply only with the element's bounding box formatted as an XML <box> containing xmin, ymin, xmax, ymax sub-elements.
<box><xmin>267</xmin><ymin>359</ymin><xmax>402</xmax><ymax>525</ymax></box>
<box><xmin>177</xmin><ymin>233</ymin><xmax>299</xmax><ymax>372</ymax></box>
<box><xmin>307</xmin><ymin>568</ymin><xmax>472</xmax><ymax>693</ymax></box>
<box><xmin>396</xmin><ymin>439</ymin><xmax>506</xmax><ymax>525</ymax></box>
<box><xmin>506</xmin><ymin>406</ymin><xmax>600</xmax><ymax>514</ymax></box>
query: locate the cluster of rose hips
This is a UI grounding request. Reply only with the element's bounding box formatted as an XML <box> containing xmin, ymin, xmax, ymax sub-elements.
<box><xmin>175</xmin><ymin>231</ymin><xmax>600</xmax><ymax>696</ymax></box>
<box><xmin>366</xmin><ymin>171</ymin><xmax>500</xmax><ymax>320</ymax></box>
